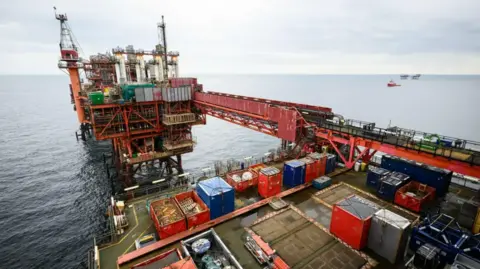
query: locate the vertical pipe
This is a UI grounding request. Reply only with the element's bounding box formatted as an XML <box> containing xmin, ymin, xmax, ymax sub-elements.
<box><xmin>114</xmin><ymin>63</ymin><xmax>121</xmax><ymax>84</ymax></box>
<box><xmin>139</xmin><ymin>56</ymin><xmax>146</xmax><ymax>82</ymax></box>
<box><xmin>135</xmin><ymin>63</ymin><xmax>141</xmax><ymax>82</ymax></box>
<box><xmin>118</xmin><ymin>55</ymin><xmax>127</xmax><ymax>83</ymax></box>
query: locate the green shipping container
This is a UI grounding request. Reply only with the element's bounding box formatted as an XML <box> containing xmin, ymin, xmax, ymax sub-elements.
<box><xmin>88</xmin><ymin>92</ymin><xmax>104</xmax><ymax>105</ymax></box>
<box><xmin>121</xmin><ymin>84</ymin><xmax>155</xmax><ymax>101</ymax></box>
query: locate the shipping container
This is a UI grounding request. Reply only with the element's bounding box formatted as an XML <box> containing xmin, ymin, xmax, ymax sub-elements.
<box><xmin>163</xmin><ymin>257</ymin><xmax>198</xmax><ymax>269</ymax></box>
<box><xmin>299</xmin><ymin>157</ymin><xmax>316</xmax><ymax>183</ymax></box>
<box><xmin>377</xmin><ymin>171</ymin><xmax>410</xmax><ymax>201</ymax></box>
<box><xmin>225</xmin><ymin>169</ymin><xmax>258</xmax><ymax>192</ymax></box>
<box><xmin>181</xmin><ymin>229</ymin><xmax>243</xmax><ymax>269</ymax></box>
<box><xmin>174</xmin><ymin>191</ymin><xmax>210</xmax><ymax>229</ymax></box>
<box><xmin>474</xmin><ymin>208</ymin><xmax>480</xmax><ymax>234</ymax></box>
<box><xmin>409</xmin><ymin>214</ymin><xmax>480</xmax><ymax>264</ymax></box>
<box><xmin>144</xmin><ymin>87</ymin><xmax>154</xmax><ymax>101</ymax></box>
<box><xmin>149</xmin><ymin>198</ymin><xmax>187</xmax><ymax>239</ymax></box>
<box><xmin>258</xmin><ymin>167</ymin><xmax>282</xmax><ymax>198</ymax></box>
<box><xmin>412</xmin><ymin>243</ymin><xmax>443</xmax><ymax>269</ymax></box>
<box><xmin>135</xmin><ymin>88</ymin><xmax>145</xmax><ymax>102</ymax></box>
<box><xmin>88</xmin><ymin>91</ymin><xmax>104</xmax><ymax>105</ymax></box>
<box><xmin>131</xmin><ymin>248</ymin><xmax>185</xmax><ymax>269</ymax></box>
<box><xmin>308</xmin><ymin>152</ymin><xmax>327</xmax><ymax>178</ymax></box>
<box><xmin>153</xmin><ymin>88</ymin><xmax>162</xmax><ymax>101</ymax></box>
<box><xmin>312</xmin><ymin>176</ymin><xmax>332</xmax><ymax>190</ymax></box>
<box><xmin>196</xmin><ymin>177</ymin><xmax>235</xmax><ymax>219</ymax></box>
<box><xmin>366</xmin><ymin>166</ymin><xmax>390</xmax><ymax>189</ymax></box>
<box><xmin>248</xmin><ymin>163</ymin><xmax>266</xmax><ymax>186</ymax></box>
<box><xmin>381</xmin><ymin>155</ymin><xmax>452</xmax><ymax>197</ymax></box>
<box><xmin>325</xmin><ymin>154</ymin><xmax>337</xmax><ymax>174</ymax></box>
<box><xmin>283</xmin><ymin>160</ymin><xmax>306</xmax><ymax>188</ymax></box>
<box><xmin>394</xmin><ymin>181</ymin><xmax>435</xmax><ymax>212</ymax></box>
<box><xmin>330</xmin><ymin>195</ymin><xmax>380</xmax><ymax>250</ymax></box>
<box><xmin>367</xmin><ymin>209</ymin><xmax>411</xmax><ymax>264</ymax></box>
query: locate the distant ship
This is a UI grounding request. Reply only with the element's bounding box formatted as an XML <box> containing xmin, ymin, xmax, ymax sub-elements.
<box><xmin>412</xmin><ymin>74</ymin><xmax>421</xmax><ymax>80</ymax></box>
<box><xmin>400</xmin><ymin>74</ymin><xmax>410</xmax><ymax>80</ymax></box>
<box><xmin>387</xmin><ymin>80</ymin><xmax>401</xmax><ymax>87</ymax></box>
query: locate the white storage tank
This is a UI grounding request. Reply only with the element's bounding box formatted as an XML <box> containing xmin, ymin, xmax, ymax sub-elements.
<box><xmin>367</xmin><ymin>209</ymin><xmax>411</xmax><ymax>264</ymax></box>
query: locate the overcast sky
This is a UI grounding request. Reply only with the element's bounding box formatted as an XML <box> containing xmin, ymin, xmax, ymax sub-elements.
<box><xmin>1</xmin><ymin>0</ymin><xmax>479</xmax><ymax>74</ymax></box>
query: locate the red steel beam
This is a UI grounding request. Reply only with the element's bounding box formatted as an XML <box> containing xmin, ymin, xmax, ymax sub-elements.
<box><xmin>317</xmin><ymin>130</ymin><xmax>480</xmax><ymax>178</ymax></box>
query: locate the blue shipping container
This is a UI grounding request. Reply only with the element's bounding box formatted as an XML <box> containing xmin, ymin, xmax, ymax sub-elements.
<box><xmin>196</xmin><ymin>177</ymin><xmax>235</xmax><ymax>219</ymax></box>
<box><xmin>377</xmin><ymin>171</ymin><xmax>410</xmax><ymax>201</ymax></box>
<box><xmin>381</xmin><ymin>155</ymin><xmax>452</xmax><ymax>197</ymax></box>
<box><xmin>313</xmin><ymin>176</ymin><xmax>332</xmax><ymax>190</ymax></box>
<box><xmin>366</xmin><ymin>166</ymin><xmax>391</xmax><ymax>189</ymax></box>
<box><xmin>325</xmin><ymin>154</ymin><xmax>337</xmax><ymax>174</ymax></box>
<box><xmin>283</xmin><ymin>160</ymin><xmax>306</xmax><ymax>188</ymax></box>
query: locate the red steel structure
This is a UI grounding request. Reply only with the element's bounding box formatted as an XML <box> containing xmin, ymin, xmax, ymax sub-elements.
<box><xmin>193</xmin><ymin>91</ymin><xmax>480</xmax><ymax>178</ymax></box>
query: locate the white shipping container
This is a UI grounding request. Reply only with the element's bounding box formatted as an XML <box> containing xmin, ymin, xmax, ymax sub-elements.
<box><xmin>187</xmin><ymin>86</ymin><xmax>192</xmax><ymax>100</ymax></box>
<box><xmin>144</xmin><ymin>88</ymin><xmax>154</xmax><ymax>101</ymax></box>
<box><xmin>135</xmin><ymin>88</ymin><xmax>145</xmax><ymax>102</ymax></box>
<box><xmin>367</xmin><ymin>209</ymin><xmax>410</xmax><ymax>264</ymax></box>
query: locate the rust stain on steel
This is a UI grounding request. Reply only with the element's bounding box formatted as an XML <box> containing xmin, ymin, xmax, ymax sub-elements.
<box><xmin>117</xmin><ymin>180</ymin><xmax>318</xmax><ymax>265</ymax></box>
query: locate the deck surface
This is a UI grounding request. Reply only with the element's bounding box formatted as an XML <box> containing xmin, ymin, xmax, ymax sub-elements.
<box><xmin>99</xmin><ymin>169</ymin><xmax>478</xmax><ymax>269</ymax></box>
<box><xmin>251</xmin><ymin>209</ymin><xmax>367</xmax><ymax>269</ymax></box>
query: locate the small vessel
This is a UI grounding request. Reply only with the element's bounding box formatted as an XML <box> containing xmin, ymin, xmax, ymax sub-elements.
<box><xmin>400</xmin><ymin>74</ymin><xmax>409</xmax><ymax>80</ymax></box>
<box><xmin>412</xmin><ymin>74</ymin><xmax>421</xmax><ymax>80</ymax></box>
<box><xmin>387</xmin><ymin>80</ymin><xmax>401</xmax><ymax>87</ymax></box>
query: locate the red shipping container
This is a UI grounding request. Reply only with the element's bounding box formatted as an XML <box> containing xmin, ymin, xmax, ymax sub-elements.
<box><xmin>164</xmin><ymin>257</ymin><xmax>198</xmax><ymax>269</ymax></box>
<box><xmin>394</xmin><ymin>181</ymin><xmax>435</xmax><ymax>212</ymax></box>
<box><xmin>174</xmin><ymin>191</ymin><xmax>210</xmax><ymax>228</ymax></box>
<box><xmin>299</xmin><ymin>157</ymin><xmax>316</xmax><ymax>183</ymax></box>
<box><xmin>258</xmin><ymin>167</ymin><xmax>282</xmax><ymax>198</ymax></box>
<box><xmin>308</xmin><ymin>152</ymin><xmax>327</xmax><ymax>177</ymax></box>
<box><xmin>150</xmin><ymin>198</ymin><xmax>187</xmax><ymax>239</ymax></box>
<box><xmin>330</xmin><ymin>195</ymin><xmax>380</xmax><ymax>250</ymax></box>
<box><xmin>226</xmin><ymin>169</ymin><xmax>258</xmax><ymax>192</ymax></box>
<box><xmin>132</xmin><ymin>248</ymin><xmax>184</xmax><ymax>269</ymax></box>
<box><xmin>249</xmin><ymin>163</ymin><xmax>267</xmax><ymax>186</ymax></box>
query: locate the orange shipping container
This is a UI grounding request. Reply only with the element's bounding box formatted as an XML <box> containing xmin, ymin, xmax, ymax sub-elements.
<box><xmin>308</xmin><ymin>152</ymin><xmax>327</xmax><ymax>177</ymax></box>
<box><xmin>226</xmin><ymin>169</ymin><xmax>258</xmax><ymax>192</ymax></box>
<box><xmin>174</xmin><ymin>191</ymin><xmax>210</xmax><ymax>228</ymax></box>
<box><xmin>258</xmin><ymin>167</ymin><xmax>282</xmax><ymax>198</ymax></box>
<box><xmin>299</xmin><ymin>157</ymin><xmax>316</xmax><ymax>183</ymax></box>
<box><xmin>150</xmin><ymin>198</ymin><xmax>187</xmax><ymax>239</ymax></box>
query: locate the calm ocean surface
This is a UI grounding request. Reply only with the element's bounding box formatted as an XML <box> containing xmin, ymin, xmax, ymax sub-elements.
<box><xmin>0</xmin><ymin>74</ymin><xmax>479</xmax><ymax>268</ymax></box>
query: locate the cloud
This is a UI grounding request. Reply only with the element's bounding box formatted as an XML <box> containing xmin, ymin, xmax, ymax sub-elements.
<box><xmin>0</xmin><ymin>0</ymin><xmax>479</xmax><ymax>74</ymax></box>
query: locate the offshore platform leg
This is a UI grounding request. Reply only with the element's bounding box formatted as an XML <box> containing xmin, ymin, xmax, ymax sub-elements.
<box><xmin>176</xmin><ymin>155</ymin><xmax>184</xmax><ymax>174</ymax></box>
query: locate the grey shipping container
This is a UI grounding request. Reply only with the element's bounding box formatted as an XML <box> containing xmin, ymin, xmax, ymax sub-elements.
<box><xmin>144</xmin><ymin>88</ymin><xmax>154</xmax><ymax>101</ymax></box>
<box><xmin>135</xmin><ymin>88</ymin><xmax>145</xmax><ymax>102</ymax></box>
<box><xmin>368</xmin><ymin>209</ymin><xmax>411</xmax><ymax>264</ymax></box>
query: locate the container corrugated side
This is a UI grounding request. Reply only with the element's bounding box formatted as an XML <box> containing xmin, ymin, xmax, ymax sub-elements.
<box><xmin>368</xmin><ymin>209</ymin><xmax>411</xmax><ymax>264</ymax></box>
<box><xmin>226</xmin><ymin>169</ymin><xmax>258</xmax><ymax>192</ymax></box>
<box><xmin>283</xmin><ymin>160</ymin><xmax>306</xmax><ymax>188</ymax></box>
<box><xmin>258</xmin><ymin>167</ymin><xmax>282</xmax><ymax>198</ymax></box>
<box><xmin>144</xmin><ymin>88</ymin><xmax>154</xmax><ymax>101</ymax></box>
<box><xmin>196</xmin><ymin>177</ymin><xmax>235</xmax><ymax>219</ymax></box>
<box><xmin>174</xmin><ymin>191</ymin><xmax>210</xmax><ymax>229</ymax></box>
<box><xmin>153</xmin><ymin>88</ymin><xmax>162</xmax><ymax>101</ymax></box>
<box><xmin>135</xmin><ymin>88</ymin><xmax>145</xmax><ymax>102</ymax></box>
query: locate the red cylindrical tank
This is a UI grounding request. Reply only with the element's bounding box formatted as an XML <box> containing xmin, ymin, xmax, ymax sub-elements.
<box><xmin>330</xmin><ymin>195</ymin><xmax>379</xmax><ymax>250</ymax></box>
<box><xmin>258</xmin><ymin>167</ymin><xmax>282</xmax><ymax>198</ymax></box>
<box><xmin>174</xmin><ymin>191</ymin><xmax>210</xmax><ymax>229</ymax></box>
<box><xmin>394</xmin><ymin>181</ymin><xmax>435</xmax><ymax>212</ymax></box>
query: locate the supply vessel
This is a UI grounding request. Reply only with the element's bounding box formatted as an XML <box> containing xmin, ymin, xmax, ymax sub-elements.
<box><xmin>53</xmin><ymin>9</ymin><xmax>480</xmax><ymax>269</ymax></box>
